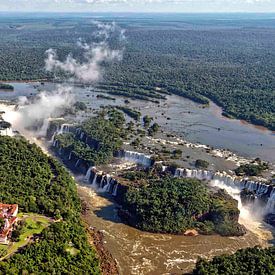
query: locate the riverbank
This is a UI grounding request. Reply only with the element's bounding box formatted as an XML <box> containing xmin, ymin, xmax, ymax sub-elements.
<box><xmin>0</xmin><ymin>79</ymin><xmax>50</xmax><ymax>83</ymax></box>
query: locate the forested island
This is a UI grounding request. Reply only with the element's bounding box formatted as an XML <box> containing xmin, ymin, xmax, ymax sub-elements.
<box><xmin>0</xmin><ymin>14</ymin><xmax>274</xmax><ymax>129</ymax></box>
<box><xmin>0</xmin><ymin>83</ymin><xmax>14</xmax><ymax>91</ymax></box>
<box><xmin>118</xmin><ymin>169</ymin><xmax>245</xmax><ymax>236</ymax></box>
<box><xmin>50</xmin><ymin>110</ymin><xmax>125</xmax><ymax>166</ymax></box>
<box><xmin>192</xmin><ymin>246</ymin><xmax>275</xmax><ymax>275</ymax></box>
<box><xmin>0</xmin><ymin>136</ymin><xmax>101</xmax><ymax>274</ymax></box>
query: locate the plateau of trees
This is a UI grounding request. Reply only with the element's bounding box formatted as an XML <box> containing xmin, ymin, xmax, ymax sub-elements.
<box><xmin>55</xmin><ymin>112</ymin><xmax>124</xmax><ymax>165</ymax></box>
<box><xmin>0</xmin><ymin>136</ymin><xmax>100</xmax><ymax>274</ymax></box>
<box><xmin>120</xmin><ymin>174</ymin><xmax>245</xmax><ymax>236</ymax></box>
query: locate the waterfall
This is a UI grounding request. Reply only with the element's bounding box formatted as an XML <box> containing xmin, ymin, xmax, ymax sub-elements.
<box><xmin>99</xmin><ymin>176</ymin><xmax>105</xmax><ymax>189</ymax></box>
<box><xmin>85</xmin><ymin>166</ymin><xmax>95</xmax><ymax>182</ymax></box>
<box><xmin>68</xmin><ymin>152</ymin><xmax>72</xmax><ymax>160</ymax></box>
<box><xmin>173</xmin><ymin>166</ymin><xmax>275</xmax><ymax>215</ymax></box>
<box><xmin>112</xmin><ymin>183</ymin><xmax>118</xmax><ymax>196</ymax></box>
<box><xmin>174</xmin><ymin>167</ymin><xmax>213</xmax><ymax>181</ymax></box>
<box><xmin>58</xmin><ymin>123</ymin><xmax>72</xmax><ymax>135</ymax></box>
<box><xmin>75</xmin><ymin>159</ymin><xmax>80</xmax><ymax>168</ymax></box>
<box><xmin>103</xmin><ymin>175</ymin><xmax>111</xmax><ymax>192</ymax></box>
<box><xmin>91</xmin><ymin>174</ymin><xmax>98</xmax><ymax>188</ymax></box>
<box><xmin>50</xmin><ymin>123</ymin><xmax>74</xmax><ymax>144</ymax></box>
<box><xmin>87</xmin><ymin>170</ymin><xmax>119</xmax><ymax>197</ymax></box>
<box><xmin>265</xmin><ymin>189</ymin><xmax>275</xmax><ymax>214</ymax></box>
<box><xmin>210</xmin><ymin>178</ymin><xmax>254</xmax><ymax>222</ymax></box>
<box><xmin>59</xmin><ymin>124</ymin><xmax>65</xmax><ymax>134</ymax></box>
<box><xmin>50</xmin><ymin>132</ymin><xmax>56</xmax><ymax>143</ymax></box>
<box><xmin>53</xmin><ymin>139</ymin><xmax>58</xmax><ymax>147</ymax></box>
<box><xmin>120</xmin><ymin>150</ymin><xmax>152</xmax><ymax>167</ymax></box>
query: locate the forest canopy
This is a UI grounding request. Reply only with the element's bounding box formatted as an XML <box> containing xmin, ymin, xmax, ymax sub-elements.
<box><xmin>0</xmin><ymin>136</ymin><xmax>100</xmax><ymax>274</ymax></box>
<box><xmin>192</xmin><ymin>246</ymin><xmax>275</xmax><ymax>275</ymax></box>
<box><xmin>0</xmin><ymin>15</ymin><xmax>274</xmax><ymax>129</ymax></box>
<box><xmin>120</xmin><ymin>175</ymin><xmax>245</xmax><ymax>236</ymax></box>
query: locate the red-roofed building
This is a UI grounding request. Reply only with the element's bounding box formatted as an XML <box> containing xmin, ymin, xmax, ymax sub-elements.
<box><xmin>0</xmin><ymin>204</ymin><xmax>18</xmax><ymax>244</ymax></box>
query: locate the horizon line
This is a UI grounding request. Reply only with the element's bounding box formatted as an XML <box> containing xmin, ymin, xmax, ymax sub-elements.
<box><xmin>1</xmin><ymin>11</ymin><xmax>275</xmax><ymax>14</ymax></box>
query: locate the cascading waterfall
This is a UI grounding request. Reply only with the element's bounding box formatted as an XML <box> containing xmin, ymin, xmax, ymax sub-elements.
<box><xmin>112</xmin><ymin>184</ymin><xmax>119</xmax><ymax>196</ymax></box>
<box><xmin>85</xmin><ymin>168</ymin><xmax>119</xmax><ymax>197</ymax></box>
<box><xmin>85</xmin><ymin>166</ymin><xmax>95</xmax><ymax>182</ymax></box>
<box><xmin>53</xmin><ymin>139</ymin><xmax>58</xmax><ymax>147</ymax></box>
<box><xmin>50</xmin><ymin>123</ymin><xmax>74</xmax><ymax>144</ymax></box>
<box><xmin>48</xmin><ymin>121</ymin><xmax>275</xmax><ymax>215</ymax></box>
<box><xmin>210</xmin><ymin>178</ymin><xmax>255</xmax><ymax>222</ymax></box>
<box><xmin>91</xmin><ymin>174</ymin><xmax>98</xmax><ymax>188</ymax></box>
<box><xmin>174</xmin><ymin>167</ymin><xmax>212</xmax><ymax>181</ymax></box>
<box><xmin>119</xmin><ymin>150</ymin><xmax>152</xmax><ymax>167</ymax></box>
<box><xmin>103</xmin><ymin>175</ymin><xmax>111</xmax><ymax>192</ymax></box>
<box><xmin>58</xmin><ymin>123</ymin><xmax>72</xmax><ymax>135</ymax></box>
<box><xmin>266</xmin><ymin>189</ymin><xmax>275</xmax><ymax>214</ymax></box>
<box><xmin>173</xmin><ymin>167</ymin><xmax>275</xmax><ymax>215</ymax></box>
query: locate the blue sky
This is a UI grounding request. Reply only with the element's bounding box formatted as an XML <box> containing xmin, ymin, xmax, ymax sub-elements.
<box><xmin>0</xmin><ymin>0</ymin><xmax>275</xmax><ymax>13</ymax></box>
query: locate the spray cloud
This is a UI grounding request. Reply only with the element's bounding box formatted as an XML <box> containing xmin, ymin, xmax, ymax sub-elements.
<box><xmin>2</xmin><ymin>85</ymin><xmax>74</xmax><ymax>136</ymax></box>
<box><xmin>1</xmin><ymin>21</ymin><xmax>125</xmax><ymax>143</ymax></box>
<box><xmin>45</xmin><ymin>21</ymin><xmax>125</xmax><ymax>83</ymax></box>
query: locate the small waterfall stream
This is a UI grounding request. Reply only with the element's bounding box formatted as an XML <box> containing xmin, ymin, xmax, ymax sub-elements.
<box><xmin>118</xmin><ymin>150</ymin><xmax>152</xmax><ymax>167</ymax></box>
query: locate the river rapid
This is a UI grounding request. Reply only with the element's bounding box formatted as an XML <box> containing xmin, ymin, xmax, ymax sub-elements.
<box><xmin>1</xmin><ymin>82</ymin><xmax>275</xmax><ymax>274</ymax></box>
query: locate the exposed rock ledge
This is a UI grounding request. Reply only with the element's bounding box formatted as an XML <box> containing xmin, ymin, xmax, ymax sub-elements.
<box><xmin>81</xmin><ymin>199</ymin><xmax>119</xmax><ymax>275</ymax></box>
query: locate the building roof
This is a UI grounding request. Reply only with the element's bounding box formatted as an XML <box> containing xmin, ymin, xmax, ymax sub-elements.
<box><xmin>0</xmin><ymin>204</ymin><xmax>18</xmax><ymax>219</ymax></box>
<box><xmin>0</xmin><ymin>204</ymin><xmax>18</xmax><ymax>240</ymax></box>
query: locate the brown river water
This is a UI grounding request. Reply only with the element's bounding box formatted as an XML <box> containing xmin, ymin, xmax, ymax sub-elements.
<box><xmin>77</xmin><ymin>184</ymin><xmax>274</xmax><ymax>275</ymax></box>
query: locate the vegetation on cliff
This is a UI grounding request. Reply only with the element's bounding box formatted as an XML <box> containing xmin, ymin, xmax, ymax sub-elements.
<box><xmin>54</xmin><ymin>112</ymin><xmax>124</xmax><ymax>165</ymax></box>
<box><xmin>120</xmin><ymin>172</ymin><xmax>245</xmax><ymax>236</ymax></box>
<box><xmin>0</xmin><ymin>136</ymin><xmax>100</xmax><ymax>274</ymax></box>
<box><xmin>195</xmin><ymin>159</ymin><xmax>209</xmax><ymax>169</ymax></box>
<box><xmin>235</xmin><ymin>161</ymin><xmax>269</xmax><ymax>176</ymax></box>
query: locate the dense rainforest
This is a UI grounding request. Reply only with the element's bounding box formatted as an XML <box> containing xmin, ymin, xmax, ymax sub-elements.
<box><xmin>0</xmin><ymin>136</ymin><xmax>100</xmax><ymax>274</ymax></box>
<box><xmin>119</xmin><ymin>171</ymin><xmax>245</xmax><ymax>236</ymax></box>
<box><xmin>53</xmin><ymin>111</ymin><xmax>125</xmax><ymax>165</ymax></box>
<box><xmin>0</xmin><ymin>14</ymin><xmax>274</xmax><ymax>129</ymax></box>
<box><xmin>192</xmin><ymin>246</ymin><xmax>275</xmax><ymax>275</ymax></box>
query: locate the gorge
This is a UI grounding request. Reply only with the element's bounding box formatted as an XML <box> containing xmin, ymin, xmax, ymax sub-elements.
<box><xmin>0</xmin><ymin>85</ymin><xmax>274</xmax><ymax>274</ymax></box>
